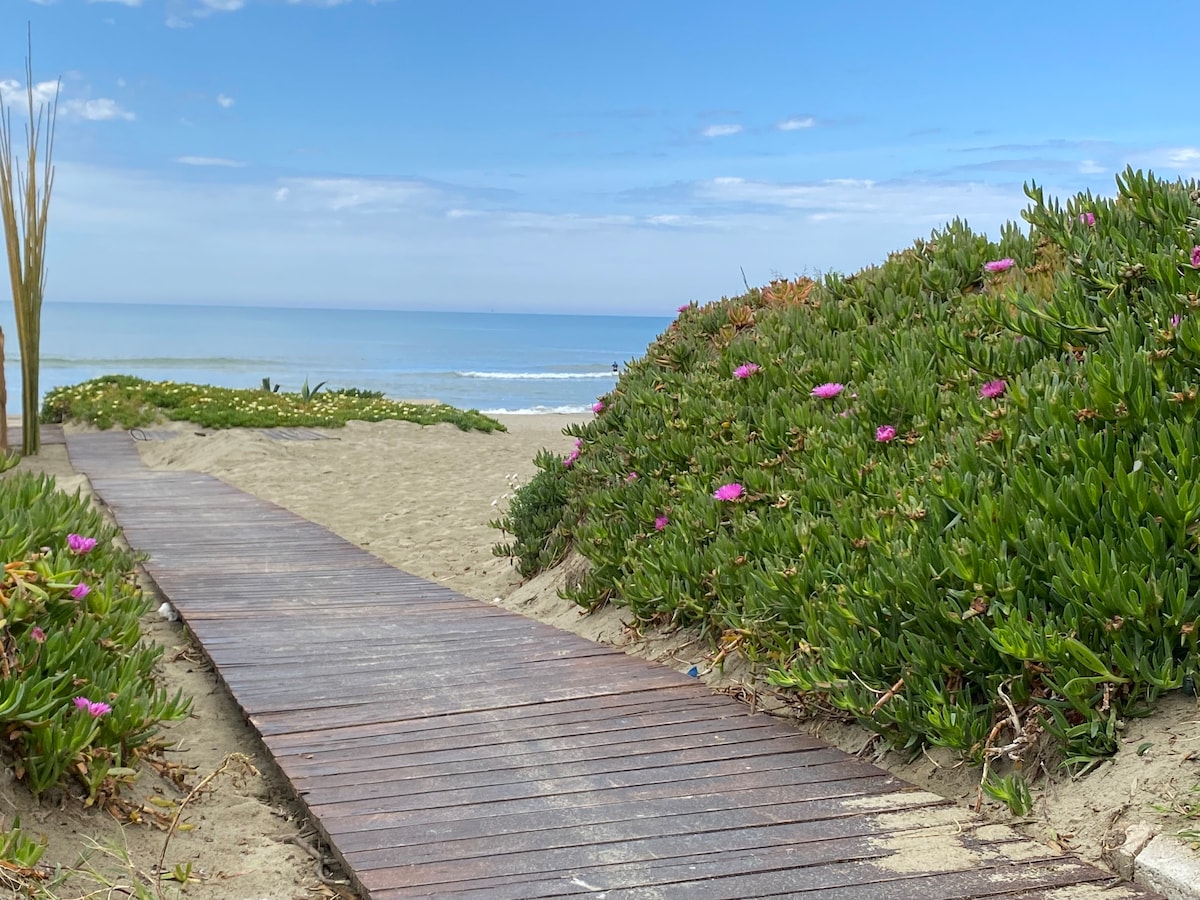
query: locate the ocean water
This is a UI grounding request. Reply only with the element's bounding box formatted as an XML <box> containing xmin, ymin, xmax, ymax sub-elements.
<box><xmin>0</xmin><ymin>302</ymin><xmax>673</xmax><ymax>415</ymax></box>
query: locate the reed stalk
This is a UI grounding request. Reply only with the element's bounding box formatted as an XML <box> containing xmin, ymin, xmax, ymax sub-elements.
<box><xmin>0</xmin><ymin>32</ymin><xmax>58</xmax><ymax>456</ymax></box>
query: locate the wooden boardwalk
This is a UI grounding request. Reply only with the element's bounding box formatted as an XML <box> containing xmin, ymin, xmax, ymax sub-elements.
<box><xmin>65</xmin><ymin>430</ymin><xmax>1159</xmax><ymax>899</ymax></box>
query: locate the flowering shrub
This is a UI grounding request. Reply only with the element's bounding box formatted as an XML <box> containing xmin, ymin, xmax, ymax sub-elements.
<box><xmin>41</xmin><ymin>375</ymin><xmax>503</xmax><ymax>433</ymax></box>
<box><xmin>496</xmin><ymin>167</ymin><xmax>1200</xmax><ymax>765</ymax></box>
<box><xmin>0</xmin><ymin>473</ymin><xmax>190</xmax><ymax>801</ymax></box>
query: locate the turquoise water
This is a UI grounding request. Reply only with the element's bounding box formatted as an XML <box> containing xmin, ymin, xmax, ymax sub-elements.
<box><xmin>0</xmin><ymin>303</ymin><xmax>673</xmax><ymax>414</ymax></box>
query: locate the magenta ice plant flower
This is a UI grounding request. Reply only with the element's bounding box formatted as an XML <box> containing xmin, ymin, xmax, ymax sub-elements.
<box><xmin>563</xmin><ymin>449</ymin><xmax>579</xmax><ymax>468</ymax></box>
<box><xmin>30</xmin><ymin>627</ymin><xmax>45</xmax><ymax>643</ymax></box>
<box><xmin>733</xmin><ymin>363</ymin><xmax>761</xmax><ymax>379</ymax></box>
<box><xmin>979</xmin><ymin>379</ymin><xmax>1007</xmax><ymax>400</ymax></box>
<box><xmin>73</xmin><ymin>697</ymin><xmax>111</xmax><ymax>718</ymax></box>
<box><xmin>1078</xmin><ymin>212</ymin><xmax>1095</xmax><ymax>226</ymax></box>
<box><xmin>654</xmin><ymin>514</ymin><xmax>669</xmax><ymax>531</ymax></box>
<box><xmin>875</xmin><ymin>425</ymin><xmax>898</xmax><ymax>443</ymax></box>
<box><xmin>810</xmin><ymin>382</ymin><xmax>845</xmax><ymax>399</ymax></box>
<box><xmin>70</xmin><ymin>582</ymin><xmax>90</xmax><ymax>600</ymax></box>
<box><xmin>1172</xmin><ymin>314</ymin><xmax>1182</xmax><ymax>328</ymax></box>
<box><xmin>1192</xmin><ymin>246</ymin><xmax>1200</xmax><ymax>268</ymax></box>
<box><xmin>713</xmin><ymin>483</ymin><xmax>745</xmax><ymax>501</ymax></box>
<box><xmin>67</xmin><ymin>534</ymin><xmax>97</xmax><ymax>555</ymax></box>
<box><xmin>625</xmin><ymin>472</ymin><xmax>638</xmax><ymax>483</ymax></box>
<box><xmin>984</xmin><ymin>258</ymin><xmax>1015</xmax><ymax>273</ymax></box>
<box><xmin>592</xmin><ymin>401</ymin><xmax>605</xmax><ymax>414</ymax></box>
<box><xmin>677</xmin><ymin>304</ymin><xmax>690</xmax><ymax>313</ymax></box>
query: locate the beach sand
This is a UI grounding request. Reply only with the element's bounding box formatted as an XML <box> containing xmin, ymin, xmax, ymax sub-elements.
<box><xmin>135</xmin><ymin>415</ymin><xmax>705</xmax><ymax>655</ymax></box>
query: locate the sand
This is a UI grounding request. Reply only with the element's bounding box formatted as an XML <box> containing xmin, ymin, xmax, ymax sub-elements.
<box><xmin>4</xmin><ymin>415</ymin><xmax>1199</xmax><ymax>893</ymax></box>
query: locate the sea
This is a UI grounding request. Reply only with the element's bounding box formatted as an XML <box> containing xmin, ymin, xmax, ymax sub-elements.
<box><xmin>0</xmin><ymin>302</ymin><xmax>674</xmax><ymax>415</ymax></box>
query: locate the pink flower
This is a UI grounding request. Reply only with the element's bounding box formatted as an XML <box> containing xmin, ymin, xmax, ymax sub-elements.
<box><xmin>574</xmin><ymin>438</ymin><xmax>583</xmax><ymax>449</ymax></box>
<box><xmin>67</xmin><ymin>534</ymin><xmax>97</xmax><ymax>555</ymax></box>
<box><xmin>979</xmin><ymin>379</ymin><xmax>1007</xmax><ymax>400</ymax></box>
<box><xmin>984</xmin><ymin>258</ymin><xmax>1015</xmax><ymax>273</ymax></box>
<box><xmin>625</xmin><ymin>472</ymin><xmax>638</xmax><ymax>483</ymax></box>
<box><xmin>592</xmin><ymin>401</ymin><xmax>605</xmax><ymax>414</ymax></box>
<box><xmin>1078</xmin><ymin>212</ymin><xmax>1095</xmax><ymax>226</ymax></box>
<box><xmin>733</xmin><ymin>363</ymin><xmax>761</xmax><ymax>379</ymax></box>
<box><xmin>70</xmin><ymin>583</ymin><xmax>90</xmax><ymax>600</ymax></box>
<box><xmin>713</xmin><ymin>483</ymin><xmax>745</xmax><ymax>501</ymax></box>
<box><xmin>875</xmin><ymin>425</ymin><xmax>897</xmax><ymax>443</ymax></box>
<box><xmin>654</xmin><ymin>514</ymin><xmax>669</xmax><ymax>531</ymax></box>
<box><xmin>73</xmin><ymin>697</ymin><xmax>111</xmax><ymax>718</ymax></box>
<box><xmin>838</xmin><ymin>409</ymin><xmax>853</xmax><ymax>418</ymax></box>
<box><xmin>1192</xmin><ymin>246</ymin><xmax>1200</xmax><ymax>268</ymax></box>
<box><xmin>563</xmin><ymin>449</ymin><xmax>579</xmax><ymax>468</ymax></box>
<box><xmin>1172</xmin><ymin>314</ymin><xmax>1182</xmax><ymax>328</ymax></box>
<box><xmin>810</xmin><ymin>382</ymin><xmax>845</xmax><ymax>399</ymax></box>
<box><xmin>30</xmin><ymin>627</ymin><xmax>45</xmax><ymax>643</ymax></box>
<box><xmin>677</xmin><ymin>304</ymin><xmax>690</xmax><ymax>313</ymax></box>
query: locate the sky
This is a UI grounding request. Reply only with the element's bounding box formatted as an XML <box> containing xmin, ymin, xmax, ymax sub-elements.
<box><xmin>2</xmin><ymin>0</ymin><xmax>1198</xmax><ymax>316</ymax></box>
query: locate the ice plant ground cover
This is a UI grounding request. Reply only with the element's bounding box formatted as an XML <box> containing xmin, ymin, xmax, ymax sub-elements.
<box><xmin>495</xmin><ymin>167</ymin><xmax>1200</xmax><ymax>774</ymax></box>
<box><xmin>0</xmin><ymin>471</ymin><xmax>190</xmax><ymax>805</ymax></box>
<box><xmin>41</xmin><ymin>375</ymin><xmax>504</xmax><ymax>433</ymax></box>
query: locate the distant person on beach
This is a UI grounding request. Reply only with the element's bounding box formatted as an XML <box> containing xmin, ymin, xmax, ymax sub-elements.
<box><xmin>612</xmin><ymin>362</ymin><xmax>619</xmax><ymax>373</ymax></box>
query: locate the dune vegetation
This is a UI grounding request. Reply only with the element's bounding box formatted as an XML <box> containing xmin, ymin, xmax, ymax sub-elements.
<box><xmin>40</xmin><ymin>374</ymin><xmax>504</xmax><ymax>433</ymax></box>
<box><xmin>495</xmin><ymin>169</ymin><xmax>1200</xmax><ymax>791</ymax></box>
<box><xmin>0</xmin><ymin>472</ymin><xmax>192</xmax><ymax>879</ymax></box>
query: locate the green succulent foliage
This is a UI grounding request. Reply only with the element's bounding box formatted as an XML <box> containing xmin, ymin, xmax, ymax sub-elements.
<box><xmin>0</xmin><ymin>473</ymin><xmax>191</xmax><ymax>799</ymax></box>
<box><xmin>490</xmin><ymin>449</ymin><xmax>573</xmax><ymax>577</ymax></box>
<box><xmin>981</xmin><ymin>771</ymin><xmax>1034</xmax><ymax>816</ymax></box>
<box><xmin>497</xmin><ymin>167</ymin><xmax>1200</xmax><ymax>763</ymax></box>
<box><xmin>40</xmin><ymin>375</ymin><xmax>504</xmax><ymax>433</ymax></box>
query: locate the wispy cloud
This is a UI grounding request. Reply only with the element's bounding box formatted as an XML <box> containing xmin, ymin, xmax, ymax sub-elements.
<box><xmin>2</xmin><ymin>79</ymin><xmax>135</xmax><ymax>122</ymax></box>
<box><xmin>167</xmin><ymin>0</ymin><xmax>243</xmax><ymax>26</ymax></box>
<box><xmin>41</xmin><ymin>160</ymin><xmax>1048</xmax><ymax>312</ymax></box>
<box><xmin>700</xmin><ymin>124</ymin><xmax>742</xmax><ymax>138</ymax></box>
<box><xmin>276</xmin><ymin>176</ymin><xmax>451</xmax><ymax>212</ymax></box>
<box><xmin>86</xmin><ymin>0</ymin><xmax>143</xmax><ymax>5</ymax></box>
<box><xmin>0</xmin><ymin>79</ymin><xmax>60</xmax><ymax>108</ymax></box>
<box><xmin>1166</xmin><ymin>147</ymin><xmax>1200</xmax><ymax>165</ymax></box>
<box><xmin>176</xmin><ymin>155</ymin><xmax>246</xmax><ymax>167</ymax></box>
<box><xmin>776</xmin><ymin>116</ymin><xmax>815</xmax><ymax>131</ymax></box>
<box><xmin>287</xmin><ymin>0</ymin><xmax>353</xmax><ymax>5</ymax></box>
<box><xmin>693</xmin><ymin>175</ymin><xmax>1024</xmax><ymax>226</ymax></box>
<box><xmin>62</xmin><ymin>98</ymin><xmax>135</xmax><ymax>121</ymax></box>
<box><xmin>216</xmin><ymin>93</ymin><xmax>235</xmax><ymax>108</ymax></box>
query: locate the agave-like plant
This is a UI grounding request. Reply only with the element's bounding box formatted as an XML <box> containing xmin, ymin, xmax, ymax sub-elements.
<box><xmin>0</xmin><ymin>32</ymin><xmax>58</xmax><ymax>456</ymax></box>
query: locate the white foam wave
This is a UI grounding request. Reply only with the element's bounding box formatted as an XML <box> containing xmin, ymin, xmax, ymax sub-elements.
<box><xmin>457</xmin><ymin>370</ymin><xmax>617</xmax><ymax>380</ymax></box>
<box><xmin>482</xmin><ymin>406</ymin><xmax>594</xmax><ymax>416</ymax></box>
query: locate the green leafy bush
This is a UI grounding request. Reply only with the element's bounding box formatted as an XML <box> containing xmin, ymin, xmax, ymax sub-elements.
<box><xmin>490</xmin><ymin>449</ymin><xmax>573</xmax><ymax>577</ymax></box>
<box><xmin>41</xmin><ymin>375</ymin><xmax>504</xmax><ymax>433</ymax></box>
<box><xmin>0</xmin><ymin>473</ymin><xmax>190</xmax><ymax>800</ymax></box>
<box><xmin>497</xmin><ymin>167</ymin><xmax>1200</xmax><ymax>765</ymax></box>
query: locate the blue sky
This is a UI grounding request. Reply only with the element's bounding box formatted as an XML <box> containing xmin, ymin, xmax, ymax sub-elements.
<box><xmin>3</xmin><ymin>0</ymin><xmax>1198</xmax><ymax>315</ymax></box>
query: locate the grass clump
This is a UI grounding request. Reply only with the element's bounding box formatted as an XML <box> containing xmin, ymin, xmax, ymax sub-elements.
<box><xmin>497</xmin><ymin>166</ymin><xmax>1200</xmax><ymax>766</ymax></box>
<box><xmin>41</xmin><ymin>375</ymin><xmax>505</xmax><ymax>433</ymax></box>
